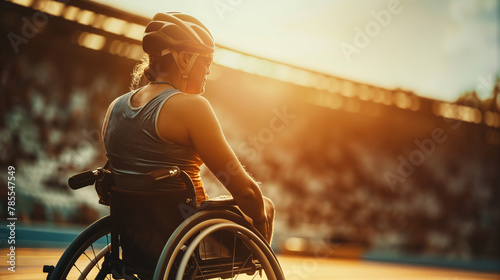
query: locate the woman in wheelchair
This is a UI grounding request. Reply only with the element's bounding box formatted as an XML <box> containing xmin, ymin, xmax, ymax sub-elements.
<box><xmin>44</xmin><ymin>12</ymin><xmax>279</xmax><ymax>280</ymax></box>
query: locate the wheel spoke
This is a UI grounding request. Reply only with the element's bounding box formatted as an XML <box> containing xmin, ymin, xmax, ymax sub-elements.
<box><xmin>192</xmin><ymin>252</ymin><xmax>207</xmax><ymax>280</ymax></box>
<box><xmin>50</xmin><ymin>216</ymin><xmax>112</xmax><ymax>280</ymax></box>
<box><xmin>82</xmin><ymin>251</ymin><xmax>102</xmax><ymax>272</ymax></box>
<box><xmin>231</xmin><ymin>234</ymin><xmax>237</xmax><ymax>279</ymax></box>
<box><xmin>219</xmin><ymin>230</ymin><xmax>223</xmax><ymax>277</ymax></box>
<box><xmin>72</xmin><ymin>263</ymin><xmax>88</xmax><ymax>280</ymax></box>
<box><xmin>233</xmin><ymin>252</ymin><xmax>253</xmax><ymax>280</ymax></box>
<box><xmin>90</xmin><ymin>244</ymin><xmax>102</xmax><ymax>271</ymax></box>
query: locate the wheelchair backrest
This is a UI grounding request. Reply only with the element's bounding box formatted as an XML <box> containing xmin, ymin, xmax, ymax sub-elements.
<box><xmin>110</xmin><ymin>188</ymin><xmax>191</xmax><ymax>275</ymax></box>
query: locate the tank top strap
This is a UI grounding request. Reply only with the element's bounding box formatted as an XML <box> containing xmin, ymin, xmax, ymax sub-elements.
<box><xmin>123</xmin><ymin>88</ymin><xmax>181</xmax><ymax>119</ymax></box>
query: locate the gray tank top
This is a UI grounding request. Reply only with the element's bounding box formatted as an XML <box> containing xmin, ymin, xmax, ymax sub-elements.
<box><xmin>104</xmin><ymin>87</ymin><xmax>206</xmax><ymax>199</ymax></box>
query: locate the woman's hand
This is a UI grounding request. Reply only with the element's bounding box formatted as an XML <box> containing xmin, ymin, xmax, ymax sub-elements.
<box><xmin>254</xmin><ymin>217</ymin><xmax>271</xmax><ymax>243</ymax></box>
<box><xmin>254</xmin><ymin>197</ymin><xmax>275</xmax><ymax>244</ymax></box>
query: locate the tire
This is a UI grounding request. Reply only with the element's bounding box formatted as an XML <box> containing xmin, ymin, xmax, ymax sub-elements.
<box><xmin>49</xmin><ymin>216</ymin><xmax>113</xmax><ymax>280</ymax></box>
<box><xmin>153</xmin><ymin>210</ymin><xmax>284</xmax><ymax>280</ymax></box>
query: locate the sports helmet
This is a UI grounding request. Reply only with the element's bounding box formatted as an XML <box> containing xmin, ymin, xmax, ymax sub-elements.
<box><xmin>143</xmin><ymin>12</ymin><xmax>214</xmax><ymax>56</ymax></box>
<box><xmin>142</xmin><ymin>12</ymin><xmax>214</xmax><ymax>91</ymax></box>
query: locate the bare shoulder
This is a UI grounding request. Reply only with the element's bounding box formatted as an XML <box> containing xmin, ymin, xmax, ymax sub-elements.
<box><xmin>171</xmin><ymin>93</ymin><xmax>211</xmax><ymax>107</ymax></box>
<box><xmin>169</xmin><ymin>93</ymin><xmax>215</xmax><ymax>117</ymax></box>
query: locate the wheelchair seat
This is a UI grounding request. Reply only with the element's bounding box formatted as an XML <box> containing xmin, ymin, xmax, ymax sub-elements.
<box><xmin>200</xmin><ymin>195</ymin><xmax>237</xmax><ymax>208</ymax></box>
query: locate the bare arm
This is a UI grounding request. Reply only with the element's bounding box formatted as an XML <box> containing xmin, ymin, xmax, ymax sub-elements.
<box><xmin>177</xmin><ymin>95</ymin><xmax>268</xmax><ymax>232</ymax></box>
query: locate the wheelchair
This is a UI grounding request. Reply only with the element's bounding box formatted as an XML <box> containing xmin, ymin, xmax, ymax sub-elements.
<box><xmin>43</xmin><ymin>166</ymin><xmax>284</xmax><ymax>280</ymax></box>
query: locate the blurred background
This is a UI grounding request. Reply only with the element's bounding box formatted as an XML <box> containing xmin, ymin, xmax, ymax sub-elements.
<box><xmin>0</xmin><ymin>0</ymin><xmax>499</xmax><ymax>277</ymax></box>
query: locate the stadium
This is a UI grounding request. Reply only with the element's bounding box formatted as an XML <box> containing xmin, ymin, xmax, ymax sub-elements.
<box><xmin>0</xmin><ymin>0</ymin><xmax>499</xmax><ymax>279</ymax></box>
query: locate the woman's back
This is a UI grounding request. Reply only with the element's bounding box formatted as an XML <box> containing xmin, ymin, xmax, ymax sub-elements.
<box><xmin>103</xmin><ymin>86</ymin><xmax>208</xmax><ymax>202</ymax></box>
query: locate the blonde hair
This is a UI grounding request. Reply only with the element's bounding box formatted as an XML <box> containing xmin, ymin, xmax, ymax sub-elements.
<box><xmin>130</xmin><ymin>52</ymin><xmax>177</xmax><ymax>90</ymax></box>
<box><xmin>130</xmin><ymin>53</ymin><xmax>150</xmax><ymax>90</ymax></box>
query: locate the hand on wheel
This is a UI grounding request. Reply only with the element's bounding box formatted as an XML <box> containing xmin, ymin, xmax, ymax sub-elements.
<box><xmin>254</xmin><ymin>217</ymin><xmax>271</xmax><ymax>243</ymax></box>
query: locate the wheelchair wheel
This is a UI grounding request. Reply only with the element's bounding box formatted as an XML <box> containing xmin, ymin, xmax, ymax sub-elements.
<box><xmin>49</xmin><ymin>216</ymin><xmax>113</xmax><ymax>280</ymax></box>
<box><xmin>154</xmin><ymin>210</ymin><xmax>284</xmax><ymax>280</ymax></box>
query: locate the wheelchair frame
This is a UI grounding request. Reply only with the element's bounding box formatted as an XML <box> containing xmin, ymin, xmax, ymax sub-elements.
<box><xmin>44</xmin><ymin>166</ymin><xmax>284</xmax><ymax>280</ymax></box>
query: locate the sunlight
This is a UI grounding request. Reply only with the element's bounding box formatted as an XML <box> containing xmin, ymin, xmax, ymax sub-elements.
<box><xmin>101</xmin><ymin>16</ymin><xmax>126</xmax><ymax>35</ymax></box>
<box><xmin>34</xmin><ymin>0</ymin><xmax>64</xmax><ymax>17</ymax></box>
<box><xmin>123</xmin><ymin>23</ymin><xmax>144</xmax><ymax>41</ymax></box>
<box><xmin>62</xmin><ymin>5</ymin><xmax>79</xmax><ymax>21</ymax></box>
<box><xmin>485</xmin><ymin>111</ymin><xmax>500</xmax><ymax>128</ymax></box>
<box><xmin>76</xmin><ymin>9</ymin><xmax>96</xmax><ymax>26</ymax></box>
<box><xmin>434</xmin><ymin>102</ymin><xmax>483</xmax><ymax>124</ymax></box>
<box><xmin>5</xmin><ymin>0</ymin><xmax>494</xmax><ymax>126</ymax></box>
<box><xmin>8</xmin><ymin>0</ymin><xmax>33</xmax><ymax>7</ymax></box>
<box><xmin>77</xmin><ymin>32</ymin><xmax>106</xmax><ymax>51</ymax></box>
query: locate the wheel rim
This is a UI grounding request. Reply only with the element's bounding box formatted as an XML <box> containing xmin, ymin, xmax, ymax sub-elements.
<box><xmin>175</xmin><ymin>222</ymin><xmax>278</xmax><ymax>280</ymax></box>
<box><xmin>162</xmin><ymin>218</ymin><xmax>229</xmax><ymax>279</ymax></box>
<box><xmin>154</xmin><ymin>210</ymin><xmax>284</xmax><ymax>280</ymax></box>
<box><xmin>50</xmin><ymin>216</ymin><xmax>113</xmax><ymax>280</ymax></box>
<box><xmin>65</xmin><ymin>233</ymin><xmax>112</xmax><ymax>279</ymax></box>
<box><xmin>78</xmin><ymin>244</ymin><xmax>111</xmax><ymax>280</ymax></box>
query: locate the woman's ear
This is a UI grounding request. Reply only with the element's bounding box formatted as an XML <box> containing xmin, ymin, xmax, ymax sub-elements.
<box><xmin>177</xmin><ymin>51</ymin><xmax>191</xmax><ymax>71</ymax></box>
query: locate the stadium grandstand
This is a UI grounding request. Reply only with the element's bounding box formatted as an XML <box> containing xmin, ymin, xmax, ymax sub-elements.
<box><xmin>1</xmin><ymin>0</ymin><xmax>500</xmax><ymax>272</ymax></box>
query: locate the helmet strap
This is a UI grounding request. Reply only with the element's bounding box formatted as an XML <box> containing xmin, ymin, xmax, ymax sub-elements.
<box><xmin>167</xmin><ymin>50</ymin><xmax>199</xmax><ymax>92</ymax></box>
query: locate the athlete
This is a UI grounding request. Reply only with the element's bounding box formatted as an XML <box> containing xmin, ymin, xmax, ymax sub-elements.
<box><xmin>101</xmin><ymin>12</ymin><xmax>274</xmax><ymax>257</ymax></box>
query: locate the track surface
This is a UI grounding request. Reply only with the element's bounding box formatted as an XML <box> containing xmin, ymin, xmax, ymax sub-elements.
<box><xmin>1</xmin><ymin>248</ymin><xmax>499</xmax><ymax>279</ymax></box>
